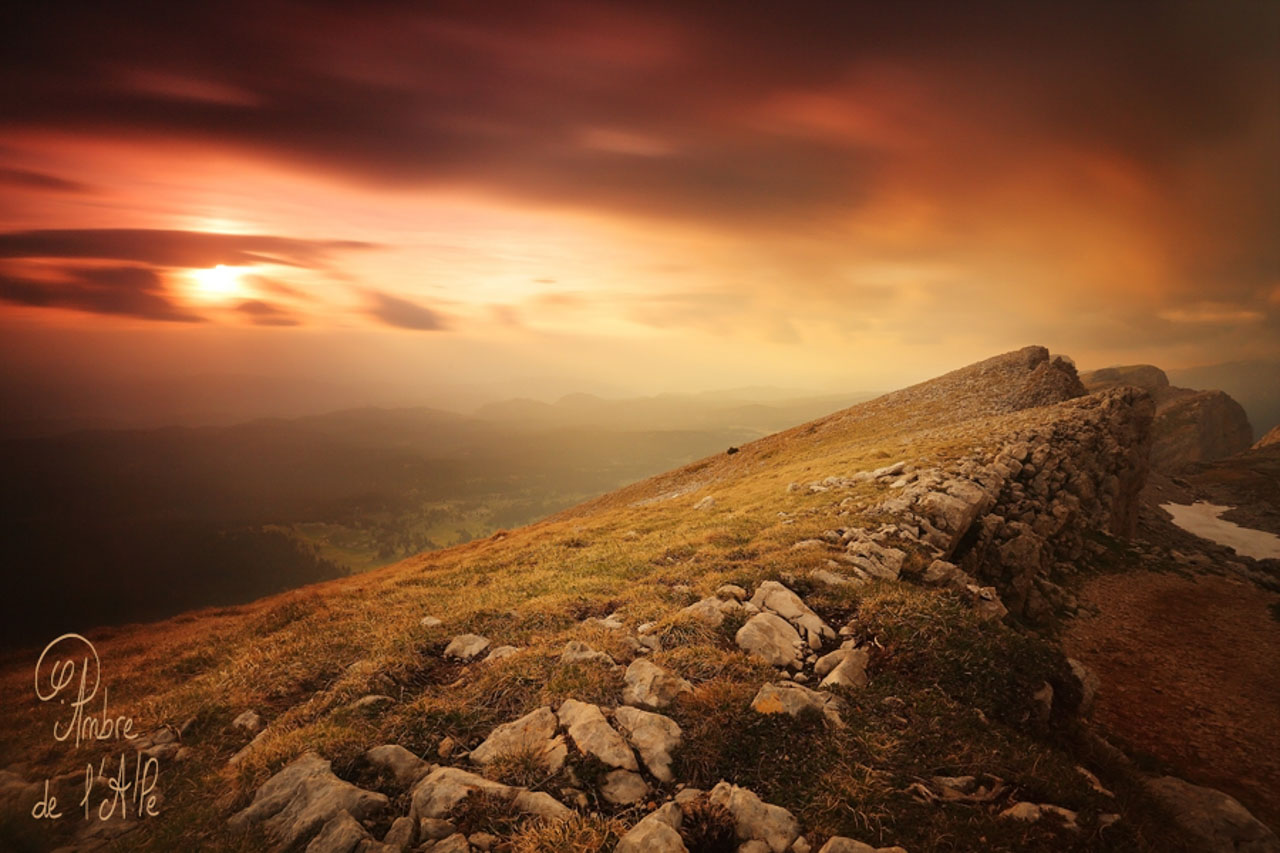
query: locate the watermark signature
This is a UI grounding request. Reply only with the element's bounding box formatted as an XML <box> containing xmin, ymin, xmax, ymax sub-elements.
<box><xmin>30</xmin><ymin>633</ymin><xmax>160</xmax><ymax>824</ymax></box>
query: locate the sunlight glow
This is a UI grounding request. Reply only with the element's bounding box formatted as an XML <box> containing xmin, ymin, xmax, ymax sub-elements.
<box><xmin>189</xmin><ymin>265</ymin><xmax>248</xmax><ymax>300</ymax></box>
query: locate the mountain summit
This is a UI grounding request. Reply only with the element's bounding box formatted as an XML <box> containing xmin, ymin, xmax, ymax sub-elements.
<box><xmin>2</xmin><ymin>347</ymin><xmax>1275</xmax><ymax>853</ymax></box>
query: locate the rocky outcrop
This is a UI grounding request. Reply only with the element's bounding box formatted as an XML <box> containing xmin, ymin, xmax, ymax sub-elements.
<box><xmin>814</xmin><ymin>386</ymin><xmax>1154</xmax><ymax>619</ymax></box>
<box><xmin>1082</xmin><ymin>364</ymin><xmax>1253</xmax><ymax>471</ymax></box>
<box><xmin>1254</xmin><ymin>424</ymin><xmax>1280</xmax><ymax>450</ymax></box>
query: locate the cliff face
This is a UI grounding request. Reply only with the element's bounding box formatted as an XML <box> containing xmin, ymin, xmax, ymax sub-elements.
<box><xmin>1080</xmin><ymin>364</ymin><xmax>1252</xmax><ymax>471</ymax></box>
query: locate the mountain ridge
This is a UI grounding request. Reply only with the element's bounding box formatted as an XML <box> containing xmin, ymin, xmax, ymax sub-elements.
<box><xmin>1</xmin><ymin>346</ymin><xmax>1276</xmax><ymax>853</ymax></box>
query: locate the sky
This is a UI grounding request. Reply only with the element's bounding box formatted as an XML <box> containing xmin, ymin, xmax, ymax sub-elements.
<box><xmin>1</xmin><ymin>0</ymin><xmax>1277</xmax><ymax>424</ymax></box>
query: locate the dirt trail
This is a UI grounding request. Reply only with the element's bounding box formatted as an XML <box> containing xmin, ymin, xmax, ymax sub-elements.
<box><xmin>1063</xmin><ymin>569</ymin><xmax>1280</xmax><ymax>832</ymax></box>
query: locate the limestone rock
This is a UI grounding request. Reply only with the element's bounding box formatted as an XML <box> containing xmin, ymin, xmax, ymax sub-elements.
<box><xmin>305</xmin><ymin>811</ymin><xmax>369</xmax><ymax>853</ymax></box>
<box><xmin>443</xmin><ymin>634</ymin><xmax>490</xmax><ymax>661</ymax></box>
<box><xmin>999</xmin><ymin>801</ymin><xmax>1079</xmax><ymax>831</ymax></box>
<box><xmin>708</xmin><ymin>781</ymin><xmax>800</xmax><ymax>853</ymax></box>
<box><xmin>717</xmin><ymin>584</ymin><xmax>748</xmax><ymax>601</ymax></box>
<box><xmin>819</xmin><ymin>648</ymin><xmax>869</xmax><ymax>689</ymax></box>
<box><xmin>736</xmin><ymin>612</ymin><xmax>804</xmax><ymax>669</ymax></box>
<box><xmin>232</xmin><ymin>710</ymin><xmax>263</xmax><ymax>734</ymax></box>
<box><xmin>364</xmin><ymin>745</ymin><xmax>433</xmax><ymax>789</ymax></box>
<box><xmin>616</xmin><ymin>803</ymin><xmax>687</xmax><ymax>853</ymax></box>
<box><xmin>485</xmin><ymin>645</ymin><xmax>520</xmax><ymax>663</ymax></box>
<box><xmin>819</xmin><ymin>839</ymin><xmax>909</xmax><ymax>853</ymax></box>
<box><xmin>749</xmin><ymin>581</ymin><xmax>835</xmax><ymax>646</ymax></box>
<box><xmin>623</xmin><ymin>659</ymin><xmax>693</xmax><ymax>710</ymax></box>
<box><xmin>750</xmin><ymin>682</ymin><xmax>844</xmax><ymax>727</ymax></box>
<box><xmin>431</xmin><ymin>835</ymin><xmax>471</xmax><ymax>853</ymax></box>
<box><xmin>561</xmin><ymin>640</ymin><xmax>616</xmax><ymax>666</ymax></box>
<box><xmin>601</xmin><ymin>769</ymin><xmax>649</xmax><ymax>805</ymax></box>
<box><xmin>228</xmin><ymin>752</ymin><xmax>389</xmax><ymax>850</ymax></box>
<box><xmin>469</xmin><ymin>706</ymin><xmax>567</xmax><ymax>774</ymax></box>
<box><xmin>1144</xmin><ymin>775</ymin><xmax>1279</xmax><ymax>853</ymax></box>
<box><xmin>382</xmin><ymin>816</ymin><xmax>416</xmax><ymax>851</ymax></box>
<box><xmin>556</xmin><ymin>699</ymin><xmax>638</xmax><ymax>771</ymax></box>
<box><xmin>417</xmin><ymin>818</ymin><xmax>457</xmax><ymax>841</ymax></box>
<box><xmin>613</xmin><ymin>706</ymin><xmax>682</xmax><ymax>783</ymax></box>
<box><xmin>409</xmin><ymin>766</ymin><xmax>570</xmax><ymax>822</ymax></box>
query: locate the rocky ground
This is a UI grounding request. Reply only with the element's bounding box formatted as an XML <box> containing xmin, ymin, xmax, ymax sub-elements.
<box><xmin>1</xmin><ymin>346</ymin><xmax>1277</xmax><ymax>853</ymax></box>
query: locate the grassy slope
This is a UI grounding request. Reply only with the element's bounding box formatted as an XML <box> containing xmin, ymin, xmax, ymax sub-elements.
<box><xmin>0</xmin><ymin>357</ymin><xmax>1190</xmax><ymax>852</ymax></box>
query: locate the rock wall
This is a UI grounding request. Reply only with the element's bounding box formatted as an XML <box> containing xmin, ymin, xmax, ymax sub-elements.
<box><xmin>857</xmin><ymin>387</ymin><xmax>1155</xmax><ymax>620</ymax></box>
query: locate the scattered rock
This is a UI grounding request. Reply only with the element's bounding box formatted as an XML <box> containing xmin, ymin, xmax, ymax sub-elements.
<box><xmin>616</xmin><ymin>802</ymin><xmax>687</xmax><ymax>853</ymax></box>
<box><xmin>819</xmin><ymin>839</ymin><xmax>908</xmax><ymax>853</ymax></box>
<box><xmin>364</xmin><ymin>745</ymin><xmax>433</xmax><ymax>789</ymax></box>
<box><xmin>601</xmin><ymin>769</ymin><xmax>649</xmax><ymax>805</ymax></box>
<box><xmin>717</xmin><ymin>584</ymin><xmax>747</xmax><ymax>601</ymax></box>
<box><xmin>417</xmin><ymin>818</ymin><xmax>457</xmax><ymax>841</ymax></box>
<box><xmin>485</xmin><ymin>645</ymin><xmax>521</xmax><ymax>663</ymax></box>
<box><xmin>409</xmin><ymin>767</ymin><xmax>570</xmax><ymax>822</ymax></box>
<box><xmin>560</xmin><ymin>640</ymin><xmax>615</xmax><ymax>666</ymax></box>
<box><xmin>469</xmin><ymin>707</ymin><xmax>567</xmax><ymax>774</ymax></box>
<box><xmin>228</xmin><ymin>752</ymin><xmax>388</xmax><ymax>849</ymax></box>
<box><xmin>623</xmin><ymin>659</ymin><xmax>694</xmax><ymax>710</ymax></box>
<box><xmin>431</xmin><ymin>834</ymin><xmax>471</xmax><ymax>853</ymax></box>
<box><xmin>305</xmin><ymin>810</ymin><xmax>369</xmax><ymax>853</ymax></box>
<box><xmin>1066</xmin><ymin>657</ymin><xmax>1100</xmax><ymax>714</ymax></box>
<box><xmin>556</xmin><ymin>699</ymin><xmax>638</xmax><ymax>771</ymax></box>
<box><xmin>999</xmin><ymin>801</ymin><xmax>1079</xmax><ymax>831</ymax></box>
<box><xmin>382</xmin><ymin>816</ymin><xmax>416</xmax><ymax>851</ymax></box>
<box><xmin>735</xmin><ymin>613</ymin><xmax>805</xmax><ymax>669</ymax></box>
<box><xmin>708</xmin><ymin>781</ymin><xmax>800</xmax><ymax>853</ymax></box>
<box><xmin>749</xmin><ymin>581</ymin><xmax>835</xmax><ymax>647</ymax></box>
<box><xmin>419</xmin><ymin>616</ymin><xmax>443</xmax><ymax>628</ymax></box>
<box><xmin>750</xmin><ymin>682</ymin><xmax>844</xmax><ymax>727</ymax></box>
<box><xmin>694</xmin><ymin>496</ymin><xmax>717</xmax><ymax>510</ymax></box>
<box><xmin>443</xmin><ymin>634</ymin><xmax>490</xmax><ymax>661</ymax></box>
<box><xmin>818</xmin><ymin>648</ymin><xmax>870</xmax><ymax>689</ymax></box>
<box><xmin>613</xmin><ymin>706</ymin><xmax>682</xmax><ymax>783</ymax></box>
<box><xmin>232</xmin><ymin>710</ymin><xmax>263</xmax><ymax>734</ymax></box>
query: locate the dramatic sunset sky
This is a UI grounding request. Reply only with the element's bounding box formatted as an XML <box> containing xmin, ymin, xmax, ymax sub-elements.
<box><xmin>1</xmin><ymin>1</ymin><xmax>1277</xmax><ymax>422</ymax></box>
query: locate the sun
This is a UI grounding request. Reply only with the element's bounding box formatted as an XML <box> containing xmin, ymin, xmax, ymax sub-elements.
<box><xmin>189</xmin><ymin>265</ymin><xmax>247</xmax><ymax>300</ymax></box>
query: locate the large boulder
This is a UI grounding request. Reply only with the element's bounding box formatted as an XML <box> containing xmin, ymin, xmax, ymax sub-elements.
<box><xmin>736</xmin><ymin>613</ymin><xmax>805</xmax><ymax>669</ymax></box>
<box><xmin>228</xmin><ymin>752</ymin><xmax>389</xmax><ymax>850</ymax></box>
<box><xmin>1144</xmin><ymin>776</ymin><xmax>1279</xmax><ymax>853</ymax></box>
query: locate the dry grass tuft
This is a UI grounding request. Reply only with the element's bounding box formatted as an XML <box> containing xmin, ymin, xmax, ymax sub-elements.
<box><xmin>508</xmin><ymin>813</ymin><xmax>628</xmax><ymax>852</ymax></box>
<box><xmin>679</xmin><ymin>796</ymin><xmax>738</xmax><ymax>852</ymax></box>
